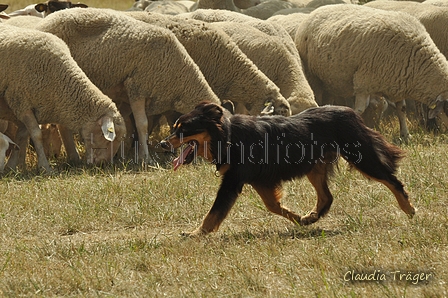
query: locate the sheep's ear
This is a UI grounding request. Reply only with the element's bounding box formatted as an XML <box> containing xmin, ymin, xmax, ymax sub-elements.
<box><xmin>428</xmin><ymin>95</ymin><xmax>446</xmax><ymax>119</ymax></box>
<box><xmin>34</xmin><ymin>3</ymin><xmax>48</xmax><ymax>12</ymax></box>
<box><xmin>261</xmin><ymin>101</ymin><xmax>274</xmax><ymax>115</ymax></box>
<box><xmin>3</xmin><ymin>134</ymin><xmax>18</xmax><ymax>149</ymax></box>
<box><xmin>99</xmin><ymin>116</ymin><xmax>116</xmax><ymax>141</ymax></box>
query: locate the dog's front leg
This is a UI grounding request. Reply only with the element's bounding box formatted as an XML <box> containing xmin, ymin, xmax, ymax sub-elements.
<box><xmin>183</xmin><ymin>174</ymin><xmax>244</xmax><ymax>237</ymax></box>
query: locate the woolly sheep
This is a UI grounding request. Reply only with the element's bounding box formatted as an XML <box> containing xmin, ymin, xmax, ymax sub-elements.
<box><xmin>181</xmin><ymin>7</ymin><xmax>259</xmax><ymax>22</ymax></box>
<box><xmin>126</xmin><ymin>11</ymin><xmax>292</xmax><ymax>116</ymax></box>
<box><xmin>423</xmin><ymin>0</ymin><xmax>448</xmax><ymax>6</ymax></box>
<box><xmin>365</xmin><ymin>0</ymin><xmax>448</xmax><ymax>129</ymax></box>
<box><xmin>144</xmin><ymin>1</ymin><xmax>193</xmax><ymax>15</ymax></box>
<box><xmin>190</xmin><ymin>0</ymin><xmax>297</xmax><ymax>19</ymax></box>
<box><xmin>211</xmin><ymin>20</ymin><xmax>317</xmax><ymax>114</ymax></box>
<box><xmin>192</xmin><ymin>0</ymin><xmax>261</xmax><ymax>11</ymax></box>
<box><xmin>0</xmin><ymin>132</ymin><xmax>17</xmax><ymax>173</ymax></box>
<box><xmin>267</xmin><ymin>11</ymin><xmax>310</xmax><ymax>38</ymax></box>
<box><xmin>295</xmin><ymin>4</ymin><xmax>448</xmax><ymax>140</ymax></box>
<box><xmin>35</xmin><ymin>8</ymin><xmax>222</xmax><ymax>163</ymax></box>
<box><xmin>0</xmin><ymin>24</ymin><xmax>126</xmax><ymax>172</ymax></box>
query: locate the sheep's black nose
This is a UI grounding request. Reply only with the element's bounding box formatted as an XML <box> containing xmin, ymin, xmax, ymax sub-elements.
<box><xmin>158</xmin><ymin>140</ymin><xmax>171</xmax><ymax>151</ymax></box>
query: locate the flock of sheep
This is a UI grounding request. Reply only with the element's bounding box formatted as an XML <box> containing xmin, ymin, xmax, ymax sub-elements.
<box><xmin>1</xmin><ymin>0</ymin><xmax>448</xmax><ymax>173</ymax></box>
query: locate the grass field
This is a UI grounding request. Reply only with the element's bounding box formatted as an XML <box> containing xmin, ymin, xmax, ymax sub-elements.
<box><xmin>1</xmin><ymin>1</ymin><xmax>447</xmax><ymax>296</ymax></box>
<box><xmin>0</xmin><ymin>117</ymin><xmax>447</xmax><ymax>297</ymax></box>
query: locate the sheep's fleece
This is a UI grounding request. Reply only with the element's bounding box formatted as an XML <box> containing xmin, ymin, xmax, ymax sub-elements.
<box><xmin>34</xmin><ymin>8</ymin><xmax>221</xmax><ymax>162</ymax></box>
<box><xmin>0</xmin><ymin>24</ymin><xmax>126</xmax><ymax>171</ymax></box>
<box><xmin>295</xmin><ymin>4</ymin><xmax>448</xmax><ymax>134</ymax></box>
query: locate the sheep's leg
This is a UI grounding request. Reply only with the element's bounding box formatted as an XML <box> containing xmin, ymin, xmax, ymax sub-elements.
<box><xmin>396</xmin><ymin>100</ymin><xmax>410</xmax><ymax>142</ymax></box>
<box><xmin>0</xmin><ymin>135</ymin><xmax>8</xmax><ymax>173</ymax></box>
<box><xmin>57</xmin><ymin>125</ymin><xmax>80</xmax><ymax>164</ymax></box>
<box><xmin>19</xmin><ymin>110</ymin><xmax>51</xmax><ymax>172</ymax></box>
<box><xmin>129</xmin><ymin>99</ymin><xmax>149</xmax><ymax>164</ymax></box>
<box><xmin>354</xmin><ymin>94</ymin><xmax>370</xmax><ymax>114</ymax></box>
<box><xmin>5</xmin><ymin>123</ymin><xmax>28</xmax><ymax>171</ymax></box>
<box><xmin>437</xmin><ymin>110</ymin><xmax>448</xmax><ymax>128</ymax></box>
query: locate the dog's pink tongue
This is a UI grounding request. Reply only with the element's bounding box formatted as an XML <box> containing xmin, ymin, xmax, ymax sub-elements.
<box><xmin>173</xmin><ymin>144</ymin><xmax>193</xmax><ymax>171</ymax></box>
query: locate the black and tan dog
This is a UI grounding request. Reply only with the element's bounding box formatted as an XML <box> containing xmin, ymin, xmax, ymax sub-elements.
<box><xmin>159</xmin><ymin>102</ymin><xmax>415</xmax><ymax>236</ymax></box>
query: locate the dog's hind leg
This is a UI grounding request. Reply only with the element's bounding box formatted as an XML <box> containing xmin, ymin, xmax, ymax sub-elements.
<box><xmin>347</xmin><ymin>142</ymin><xmax>415</xmax><ymax>217</ymax></box>
<box><xmin>356</xmin><ymin>167</ymin><xmax>415</xmax><ymax>217</ymax></box>
<box><xmin>251</xmin><ymin>183</ymin><xmax>301</xmax><ymax>224</ymax></box>
<box><xmin>302</xmin><ymin>163</ymin><xmax>334</xmax><ymax>225</ymax></box>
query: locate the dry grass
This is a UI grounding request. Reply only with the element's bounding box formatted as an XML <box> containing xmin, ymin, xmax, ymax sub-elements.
<box><xmin>1</xmin><ymin>2</ymin><xmax>447</xmax><ymax>296</ymax></box>
<box><xmin>0</xmin><ymin>117</ymin><xmax>447</xmax><ymax>297</ymax></box>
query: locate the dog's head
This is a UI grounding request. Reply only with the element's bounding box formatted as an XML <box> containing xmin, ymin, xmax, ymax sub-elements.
<box><xmin>159</xmin><ymin>102</ymin><xmax>230</xmax><ymax>170</ymax></box>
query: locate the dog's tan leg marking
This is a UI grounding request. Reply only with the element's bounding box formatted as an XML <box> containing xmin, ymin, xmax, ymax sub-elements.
<box><xmin>302</xmin><ymin>164</ymin><xmax>334</xmax><ymax>225</ymax></box>
<box><xmin>364</xmin><ymin>175</ymin><xmax>415</xmax><ymax>217</ymax></box>
<box><xmin>251</xmin><ymin>184</ymin><xmax>301</xmax><ymax>224</ymax></box>
<box><xmin>183</xmin><ymin>212</ymin><xmax>223</xmax><ymax>237</ymax></box>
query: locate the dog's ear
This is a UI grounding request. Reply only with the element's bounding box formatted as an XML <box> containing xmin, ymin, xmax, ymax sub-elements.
<box><xmin>197</xmin><ymin>102</ymin><xmax>224</xmax><ymax>122</ymax></box>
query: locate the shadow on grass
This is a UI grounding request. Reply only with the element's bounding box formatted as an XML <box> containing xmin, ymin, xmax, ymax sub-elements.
<box><xmin>216</xmin><ymin>227</ymin><xmax>343</xmax><ymax>243</ymax></box>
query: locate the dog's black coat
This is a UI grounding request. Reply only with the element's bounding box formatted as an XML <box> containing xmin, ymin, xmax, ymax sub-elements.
<box><xmin>160</xmin><ymin>102</ymin><xmax>414</xmax><ymax>236</ymax></box>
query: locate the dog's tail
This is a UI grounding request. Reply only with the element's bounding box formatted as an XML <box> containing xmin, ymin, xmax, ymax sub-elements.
<box><xmin>338</xmin><ymin>108</ymin><xmax>415</xmax><ymax>217</ymax></box>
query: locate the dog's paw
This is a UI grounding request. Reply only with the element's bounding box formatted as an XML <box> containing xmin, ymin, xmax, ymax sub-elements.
<box><xmin>181</xmin><ymin>228</ymin><xmax>207</xmax><ymax>237</ymax></box>
<box><xmin>299</xmin><ymin>212</ymin><xmax>319</xmax><ymax>225</ymax></box>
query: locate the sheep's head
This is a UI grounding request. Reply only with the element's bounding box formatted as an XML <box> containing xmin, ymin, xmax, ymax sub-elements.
<box><xmin>261</xmin><ymin>99</ymin><xmax>292</xmax><ymax>117</ymax></box>
<box><xmin>35</xmin><ymin>0</ymin><xmax>88</xmax><ymax>17</ymax></box>
<box><xmin>82</xmin><ymin>114</ymin><xmax>126</xmax><ymax>165</ymax></box>
<box><xmin>428</xmin><ymin>91</ymin><xmax>448</xmax><ymax>119</ymax></box>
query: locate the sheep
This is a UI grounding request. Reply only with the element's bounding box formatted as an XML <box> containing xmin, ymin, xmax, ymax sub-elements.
<box><xmin>423</xmin><ymin>0</ymin><xmax>448</xmax><ymax>6</ymax></box>
<box><xmin>267</xmin><ymin>11</ymin><xmax>310</xmax><ymax>38</ymax></box>
<box><xmin>181</xmin><ymin>7</ymin><xmax>259</xmax><ymax>22</ymax></box>
<box><xmin>191</xmin><ymin>0</ymin><xmax>261</xmax><ymax>11</ymax></box>
<box><xmin>294</xmin><ymin>4</ymin><xmax>448</xmax><ymax>140</ymax></box>
<box><xmin>126</xmin><ymin>11</ymin><xmax>292</xmax><ymax>117</ymax></box>
<box><xmin>0</xmin><ymin>132</ymin><xmax>17</xmax><ymax>173</ymax></box>
<box><xmin>210</xmin><ymin>19</ymin><xmax>317</xmax><ymax>114</ymax></box>
<box><xmin>0</xmin><ymin>24</ymin><xmax>126</xmax><ymax>172</ymax></box>
<box><xmin>190</xmin><ymin>0</ymin><xmax>296</xmax><ymax>19</ymax></box>
<box><xmin>3</xmin><ymin>15</ymin><xmax>43</xmax><ymax>27</ymax></box>
<box><xmin>7</xmin><ymin>0</ymin><xmax>87</xmax><ymax>18</ymax></box>
<box><xmin>364</xmin><ymin>1</ymin><xmax>448</xmax><ymax>130</ymax></box>
<box><xmin>40</xmin><ymin>124</ymin><xmax>62</xmax><ymax>158</ymax></box>
<box><xmin>144</xmin><ymin>1</ymin><xmax>194</xmax><ymax>15</ymax></box>
<box><xmin>33</xmin><ymin>8</ymin><xmax>223</xmax><ymax>163</ymax></box>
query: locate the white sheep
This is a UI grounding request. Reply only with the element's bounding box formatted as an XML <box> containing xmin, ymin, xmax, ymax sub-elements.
<box><xmin>144</xmin><ymin>1</ymin><xmax>193</xmax><ymax>15</ymax></box>
<box><xmin>294</xmin><ymin>4</ymin><xmax>448</xmax><ymax>140</ymax></box>
<box><xmin>126</xmin><ymin>11</ymin><xmax>292</xmax><ymax>117</ymax></box>
<box><xmin>210</xmin><ymin>20</ymin><xmax>317</xmax><ymax>114</ymax></box>
<box><xmin>181</xmin><ymin>7</ymin><xmax>259</xmax><ymax>22</ymax></box>
<box><xmin>34</xmin><ymin>8</ymin><xmax>222</xmax><ymax>163</ymax></box>
<box><xmin>192</xmin><ymin>0</ymin><xmax>298</xmax><ymax>19</ymax></box>
<box><xmin>0</xmin><ymin>132</ymin><xmax>17</xmax><ymax>173</ymax></box>
<box><xmin>365</xmin><ymin>0</ymin><xmax>448</xmax><ymax>130</ymax></box>
<box><xmin>0</xmin><ymin>24</ymin><xmax>126</xmax><ymax>172</ymax></box>
<box><xmin>267</xmin><ymin>11</ymin><xmax>310</xmax><ymax>38</ymax></box>
<box><xmin>190</xmin><ymin>0</ymin><xmax>261</xmax><ymax>11</ymax></box>
<box><xmin>424</xmin><ymin>0</ymin><xmax>448</xmax><ymax>7</ymax></box>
